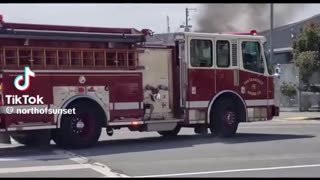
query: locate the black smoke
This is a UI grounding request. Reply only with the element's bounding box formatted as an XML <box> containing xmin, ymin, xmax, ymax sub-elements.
<box><xmin>196</xmin><ymin>4</ymin><xmax>304</xmax><ymax>33</ymax></box>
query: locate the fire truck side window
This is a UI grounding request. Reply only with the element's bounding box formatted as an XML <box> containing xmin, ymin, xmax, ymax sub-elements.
<box><xmin>216</xmin><ymin>40</ymin><xmax>230</xmax><ymax>67</ymax></box>
<box><xmin>190</xmin><ymin>39</ymin><xmax>213</xmax><ymax>67</ymax></box>
<box><xmin>242</xmin><ymin>41</ymin><xmax>265</xmax><ymax>74</ymax></box>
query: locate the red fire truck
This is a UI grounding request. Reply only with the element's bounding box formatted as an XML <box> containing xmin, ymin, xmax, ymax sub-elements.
<box><xmin>0</xmin><ymin>15</ymin><xmax>279</xmax><ymax>149</ymax></box>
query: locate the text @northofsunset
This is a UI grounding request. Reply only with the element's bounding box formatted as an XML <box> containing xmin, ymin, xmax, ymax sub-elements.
<box><xmin>5</xmin><ymin>107</ymin><xmax>76</xmax><ymax>115</ymax></box>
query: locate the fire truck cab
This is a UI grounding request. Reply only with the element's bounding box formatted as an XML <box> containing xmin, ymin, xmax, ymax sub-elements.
<box><xmin>172</xmin><ymin>31</ymin><xmax>279</xmax><ymax>135</ymax></box>
<box><xmin>0</xmin><ymin>17</ymin><xmax>279</xmax><ymax>149</ymax></box>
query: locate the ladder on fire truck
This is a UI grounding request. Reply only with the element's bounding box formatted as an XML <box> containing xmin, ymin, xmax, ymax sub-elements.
<box><xmin>0</xmin><ymin>46</ymin><xmax>141</xmax><ymax>70</ymax></box>
<box><xmin>0</xmin><ymin>17</ymin><xmax>152</xmax><ymax>70</ymax></box>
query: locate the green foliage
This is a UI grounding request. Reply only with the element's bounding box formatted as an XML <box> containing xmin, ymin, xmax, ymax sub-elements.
<box><xmin>294</xmin><ymin>51</ymin><xmax>320</xmax><ymax>82</ymax></box>
<box><xmin>293</xmin><ymin>22</ymin><xmax>320</xmax><ymax>83</ymax></box>
<box><xmin>280</xmin><ymin>82</ymin><xmax>297</xmax><ymax>98</ymax></box>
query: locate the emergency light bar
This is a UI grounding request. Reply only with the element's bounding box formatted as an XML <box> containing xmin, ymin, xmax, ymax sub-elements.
<box><xmin>222</xmin><ymin>30</ymin><xmax>258</xmax><ymax>36</ymax></box>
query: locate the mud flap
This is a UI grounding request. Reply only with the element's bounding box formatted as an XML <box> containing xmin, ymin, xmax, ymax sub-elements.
<box><xmin>0</xmin><ymin>133</ymin><xmax>11</xmax><ymax>144</ymax></box>
<box><xmin>273</xmin><ymin>106</ymin><xmax>279</xmax><ymax>117</ymax></box>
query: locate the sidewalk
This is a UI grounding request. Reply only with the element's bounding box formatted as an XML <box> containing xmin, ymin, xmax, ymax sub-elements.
<box><xmin>278</xmin><ymin>112</ymin><xmax>320</xmax><ymax>120</ymax></box>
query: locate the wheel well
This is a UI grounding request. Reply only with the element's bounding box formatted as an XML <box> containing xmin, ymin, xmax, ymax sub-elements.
<box><xmin>65</xmin><ymin>98</ymin><xmax>107</xmax><ymax>127</ymax></box>
<box><xmin>209</xmin><ymin>92</ymin><xmax>247</xmax><ymax>123</ymax></box>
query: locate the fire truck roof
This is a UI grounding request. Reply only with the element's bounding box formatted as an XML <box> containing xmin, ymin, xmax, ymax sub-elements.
<box><xmin>0</xmin><ymin>20</ymin><xmax>148</xmax><ymax>43</ymax></box>
<box><xmin>176</xmin><ymin>31</ymin><xmax>266</xmax><ymax>41</ymax></box>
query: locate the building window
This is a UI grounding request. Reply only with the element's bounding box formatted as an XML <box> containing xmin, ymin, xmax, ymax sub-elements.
<box><xmin>274</xmin><ymin>52</ymin><xmax>291</xmax><ymax>64</ymax></box>
<box><xmin>242</xmin><ymin>41</ymin><xmax>265</xmax><ymax>74</ymax></box>
<box><xmin>190</xmin><ymin>39</ymin><xmax>213</xmax><ymax>67</ymax></box>
<box><xmin>216</xmin><ymin>40</ymin><xmax>230</xmax><ymax>67</ymax></box>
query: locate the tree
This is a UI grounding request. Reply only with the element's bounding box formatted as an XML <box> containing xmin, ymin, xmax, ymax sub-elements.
<box><xmin>292</xmin><ymin>22</ymin><xmax>320</xmax><ymax>84</ymax></box>
<box><xmin>280</xmin><ymin>82</ymin><xmax>297</xmax><ymax>99</ymax></box>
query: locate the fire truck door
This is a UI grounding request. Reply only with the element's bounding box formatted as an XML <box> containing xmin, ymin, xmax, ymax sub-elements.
<box><xmin>215</xmin><ymin>39</ymin><xmax>239</xmax><ymax>93</ymax></box>
<box><xmin>187</xmin><ymin>36</ymin><xmax>215</xmax><ymax>108</ymax></box>
<box><xmin>239</xmin><ymin>40</ymin><xmax>269</xmax><ymax>104</ymax></box>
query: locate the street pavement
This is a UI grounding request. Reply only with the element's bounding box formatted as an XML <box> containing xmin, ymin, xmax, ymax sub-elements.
<box><xmin>0</xmin><ymin>112</ymin><xmax>320</xmax><ymax>177</ymax></box>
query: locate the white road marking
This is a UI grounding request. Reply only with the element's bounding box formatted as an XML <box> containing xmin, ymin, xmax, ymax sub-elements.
<box><xmin>10</xmin><ymin>137</ymin><xmax>17</xmax><ymax>144</ymax></box>
<box><xmin>53</xmin><ymin>150</ymin><xmax>129</xmax><ymax>177</ymax></box>
<box><xmin>0</xmin><ymin>146</ymin><xmax>129</xmax><ymax>177</ymax></box>
<box><xmin>0</xmin><ymin>144</ymin><xmax>22</xmax><ymax>149</ymax></box>
<box><xmin>0</xmin><ymin>164</ymin><xmax>90</xmax><ymax>174</ymax></box>
<box><xmin>0</xmin><ymin>154</ymin><xmax>70</xmax><ymax>162</ymax></box>
<box><xmin>134</xmin><ymin>164</ymin><xmax>320</xmax><ymax>177</ymax></box>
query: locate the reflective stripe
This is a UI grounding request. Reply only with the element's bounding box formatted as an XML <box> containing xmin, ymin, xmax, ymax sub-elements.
<box><xmin>186</xmin><ymin>101</ymin><xmax>209</xmax><ymax>108</ymax></box>
<box><xmin>245</xmin><ymin>99</ymin><xmax>274</xmax><ymax>106</ymax></box>
<box><xmin>7</xmin><ymin>125</ymin><xmax>56</xmax><ymax>131</ymax></box>
<box><xmin>108</xmin><ymin>121</ymin><xmax>143</xmax><ymax>126</ymax></box>
<box><xmin>109</xmin><ymin>103</ymin><xmax>114</xmax><ymax>110</ymax></box>
<box><xmin>114</xmin><ymin>102</ymin><xmax>140</xmax><ymax>110</ymax></box>
<box><xmin>187</xmin><ymin>99</ymin><xmax>274</xmax><ymax>108</ymax></box>
<box><xmin>189</xmin><ymin>121</ymin><xmax>205</xmax><ymax>124</ymax></box>
<box><xmin>4</xmin><ymin>69</ymin><xmax>143</xmax><ymax>73</ymax></box>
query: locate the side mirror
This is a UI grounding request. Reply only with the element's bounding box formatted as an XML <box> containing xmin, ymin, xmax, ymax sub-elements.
<box><xmin>273</xmin><ymin>73</ymin><xmax>280</xmax><ymax>79</ymax></box>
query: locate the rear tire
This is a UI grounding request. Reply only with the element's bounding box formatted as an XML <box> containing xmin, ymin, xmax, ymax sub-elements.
<box><xmin>52</xmin><ymin>102</ymin><xmax>102</xmax><ymax>149</ymax></box>
<box><xmin>210</xmin><ymin>98</ymin><xmax>239</xmax><ymax>137</ymax></box>
<box><xmin>157</xmin><ymin>125</ymin><xmax>181</xmax><ymax>137</ymax></box>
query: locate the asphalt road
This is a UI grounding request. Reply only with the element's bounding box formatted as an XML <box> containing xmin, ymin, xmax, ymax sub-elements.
<box><xmin>1</xmin><ymin>118</ymin><xmax>320</xmax><ymax>177</ymax></box>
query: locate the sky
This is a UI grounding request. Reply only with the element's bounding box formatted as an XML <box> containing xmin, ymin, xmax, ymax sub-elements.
<box><xmin>0</xmin><ymin>4</ymin><xmax>320</xmax><ymax>34</ymax></box>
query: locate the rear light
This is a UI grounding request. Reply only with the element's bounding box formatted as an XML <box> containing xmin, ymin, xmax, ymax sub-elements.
<box><xmin>78</xmin><ymin>87</ymin><xmax>85</xmax><ymax>94</ymax></box>
<box><xmin>250</xmin><ymin>30</ymin><xmax>257</xmax><ymax>35</ymax></box>
<box><xmin>131</xmin><ymin>121</ymin><xmax>139</xmax><ymax>125</ymax></box>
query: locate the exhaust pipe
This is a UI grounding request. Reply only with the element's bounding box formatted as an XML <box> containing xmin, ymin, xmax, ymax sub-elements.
<box><xmin>0</xmin><ymin>133</ymin><xmax>11</xmax><ymax>144</ymax></box>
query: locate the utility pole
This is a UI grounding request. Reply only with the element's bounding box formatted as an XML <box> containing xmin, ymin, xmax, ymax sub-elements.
<box><xmin>167</xmin><ymin>16</ymin><xmax>170</xmax><ymax>33</ymax></box>
<box><xmin>270</xmin><ymin>4</ymin><xmax>279</xmax><ymax>107</ymax></box>
<box><xmin>270</xmin><ymin>3</ymin><xmax>274</xmax><ymax>63</ymax></box>
<box><xmin>180</xmin><ymin>7</ymin><xmax>196</xmax><ymax>32</ymax></box>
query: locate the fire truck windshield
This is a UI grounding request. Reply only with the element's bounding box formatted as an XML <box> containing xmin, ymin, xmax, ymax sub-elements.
<box><xmin>263</xmin><ymin>42</ymin><xmax>274</xmax><ymax>75</ymax></box>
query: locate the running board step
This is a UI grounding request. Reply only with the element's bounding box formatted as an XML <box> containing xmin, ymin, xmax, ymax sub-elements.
<box><xmin>145</xmin><ymin>120</ymin><xmax>180</xmax><ymax>132</ymax></box>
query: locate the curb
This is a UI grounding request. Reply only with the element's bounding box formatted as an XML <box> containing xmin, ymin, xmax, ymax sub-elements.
<box><xmin>283</xmin><ymin>117</ymin><xmax>320</xmax><ymax>121</ymax></box>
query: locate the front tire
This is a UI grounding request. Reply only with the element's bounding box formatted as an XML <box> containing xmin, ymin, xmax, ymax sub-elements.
<box><xmin>52</xmin><ymin>102</ymin><xmax>102</xmax><ymax>149</ymax></box>
<box><xmin>210</xmin><ymin>98</ymin><xmax>239</xmax><ymax>137</ymax></box>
